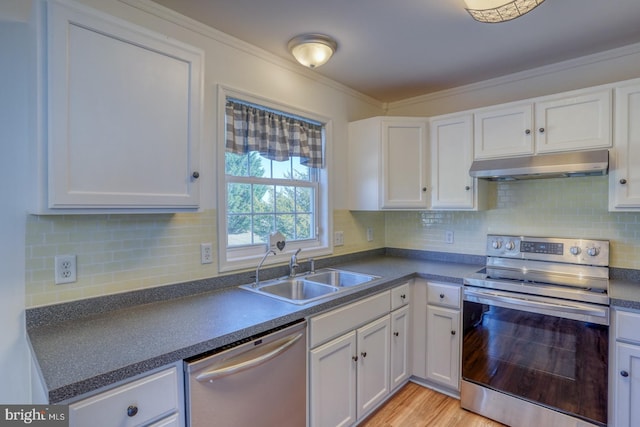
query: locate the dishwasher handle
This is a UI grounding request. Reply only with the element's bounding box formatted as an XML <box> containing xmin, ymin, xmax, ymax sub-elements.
<box><xmin>195</xmin><ymin>332</ymin><xmax>304</xmax><ymax>382</ymax></box>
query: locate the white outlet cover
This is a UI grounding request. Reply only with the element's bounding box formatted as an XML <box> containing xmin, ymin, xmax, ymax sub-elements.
<box><xmin>55</xmin><ymin>255</ymin><xmax>77</xmax><ymax>284</ymax></box>
<box><xmin>201</xmin><ymin>243</ymin><xmax>213</xmax><ymax>264</ymax></box>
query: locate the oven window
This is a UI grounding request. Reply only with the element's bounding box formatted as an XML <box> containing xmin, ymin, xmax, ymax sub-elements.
<box><xmin>462</xmin><ymin>301</ymin><xmax>608</xmax><ymax>426</ymax></box>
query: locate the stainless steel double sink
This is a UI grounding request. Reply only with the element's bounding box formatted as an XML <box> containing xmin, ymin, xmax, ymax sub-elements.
<box><xmin>240</xmin><ymin>269</ymin><xmax>380</xmax><ymax>305</ymax></box>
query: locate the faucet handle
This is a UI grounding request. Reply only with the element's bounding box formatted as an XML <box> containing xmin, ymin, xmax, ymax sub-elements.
<box><xmin>309</xmin><ymin>258</ymin><xmax>315</xmax><ymax>274</ymax></box>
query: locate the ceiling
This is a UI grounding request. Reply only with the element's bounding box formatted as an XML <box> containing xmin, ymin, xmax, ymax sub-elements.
<box><xmin>150</xmin><ymin>0</ymin><xmax>640</xmax><ymax>102</ymax></box>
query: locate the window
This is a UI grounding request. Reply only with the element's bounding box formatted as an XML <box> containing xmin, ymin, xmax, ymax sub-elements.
<box><xmin>218</xmin><ymin>88</ymin><xmax>331</xmax><ymax>271</ymax></box>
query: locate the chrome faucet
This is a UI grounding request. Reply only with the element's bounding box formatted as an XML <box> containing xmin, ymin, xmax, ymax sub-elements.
<box><xmin>254</xmin><ymin>250</ymin><xmax>276</xmax><ymax>287</ymax></box>
<box><xmin>289</xmin><ymin>248</ymin><xmax>302</xmax><ymax>278</ymax></box>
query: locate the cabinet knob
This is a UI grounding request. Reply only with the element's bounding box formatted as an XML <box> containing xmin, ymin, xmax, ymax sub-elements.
<box><xmin>620</xmin><ymin>178</ymin><xmax>628</xmax><ymax>185</ymax></box>
<box><xmin>451</xmin><ymin>330</ymin><xmax>456</xmax><ymax>336</ymax></box>
<box><xmin>394</xmin><ymin>331</ymin><xmax>399</xmax><ymax>337</ymax></box>
<box><xmin>525</xmin><ymin>129</ymin><xmax>531</xmax><ymax>135</ymax></box>
<box><xmin>192</xmin><ymin>171</ymin><xmax>200</xmax><ymax>179</ymax></box>
<box><xmin>352</xmin><ymin>355</ymin><xmax>358</xmax><ymax>362</ymax></box>
<box><xmin>539</xmin><ymin>127</ymin><xmax>545</xmax><ymax>133</ymax></box>
<box><xmin>439</xmin><ymin>293</ymin><xmax>445</xmax><ymax>299</ymax></box>
<box><xmin>400</xmin><ymin>294</ymin><xmax>406</xmax><ymax>300</ymax></box>
<box><xmin>621</xmin><ymin>370</ymin><xmax>630</xmax><ymax>377</ymax></box>
<box><xmin>465</xmin><ymin>186</ymin><xmax>471</xmax><ymax>191</ymax></box>
<box><xmin>361</xmin><ymin>351</ymin><xmax>367</xmax><ymax>358</ymax></box>
<box><xmin>127</xmin><ymin>405</ymin><xmax>139</xmax><ymax>417</ymax></box>
<box><xmin>422</xmin><ymin>187</ymin><xmax>427</xmax><ymax>192</ymax></box>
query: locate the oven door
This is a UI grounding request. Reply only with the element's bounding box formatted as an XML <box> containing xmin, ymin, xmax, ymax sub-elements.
<box><xmin>462</xmin><ymin>287</ymin><xmax>609</xmax><ymax>426</ymax></box>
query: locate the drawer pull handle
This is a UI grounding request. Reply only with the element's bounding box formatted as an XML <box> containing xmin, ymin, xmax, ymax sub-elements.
<box><xmin>451</xmin><ymin>330</ymin><xmax>456</xmax><ymax>336</ymax></box>
<box><xmin>361</xmin><ymin>352</ymin><xmax>367</xmax><ymax>358</ymax></box>
<box><xmin>621</xmin><ymin>370</ymin><xmax>629</xmax><ymax>377</ymax></box>
<box><xmin>394</xmin><ymin>332</ymin><xmax>399</xmax><ymax>337</ymax></box>
<box><xmin>439</xmin><ymin>293</ymin><xmax>445</xmax><ymax>299</ymax></box>
<box><xmin>127</xmin><ymin>405</ymin><xmax>138</xmax><ymax>417</ymax></box>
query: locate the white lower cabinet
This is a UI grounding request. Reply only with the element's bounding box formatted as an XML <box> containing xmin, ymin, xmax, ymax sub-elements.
<box><xmin>390</xmin><ymin>305</ymin><xmax>410</xmax><ymax>390</ymax></box>
<box><xmin>613</xmin><ymin>308</ymin><xmax>640</xmax><ymax>427</ymax></box>
<box><xmin>68</xmin><ymin>366</ymin><xmax>183</xmax><ymax>427</ymax></box>
<box><xmin>426</xmin><ymin>305</ymin><xmax>460</xmax><ymax>389</ymax></box>
<box><xmin>309</xmin><ymin>285</ymin><xmax>411</xmax><ymax>427</ymax></box>
<box><xmin>411</xmin><ymin>280</ymin><xmax>461</xmax><ymax>393</ymax></box>
<box><xmin>310</xmin><ymin>316</ymin><xmax>390</xmax><ymax>427</ymax></box>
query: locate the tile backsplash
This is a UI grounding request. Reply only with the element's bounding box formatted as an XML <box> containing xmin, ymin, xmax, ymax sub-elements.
<box><xmin>24</xmin><ymin>175</ymin><xmax>640</xmax><ymax>307</ymax></box>
<box><xmin>385</xmin><ymin>175</ymin><xmax>640</xmax><ymax>268</ymax></box>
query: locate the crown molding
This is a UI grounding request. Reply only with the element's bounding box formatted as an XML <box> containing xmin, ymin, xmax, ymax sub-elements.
<box><xmin>117</xmin><ymin>0</ymin><xmax>384</xmax><ymax>109</ymax></box>
<box><xmin>388</xmin><ymin>41</ymin><xmax>640</xmax><ymax>111</ymax></box>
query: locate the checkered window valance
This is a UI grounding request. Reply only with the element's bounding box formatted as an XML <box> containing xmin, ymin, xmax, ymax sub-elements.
<box><xmin>225</xmin><ymin>99</ymin><xmax>324</xmax><ymax>169</ymax></box>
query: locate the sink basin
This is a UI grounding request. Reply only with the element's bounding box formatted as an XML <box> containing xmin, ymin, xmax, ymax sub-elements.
<box><xmin>305</xmin><ymin>269</ymin><xmax>379</xmax><ymax>288</ymax></box>
<box><xmin>241</xmin><ymin>278</ymin><xmax>338</xmax><ymax>305</ymax></box>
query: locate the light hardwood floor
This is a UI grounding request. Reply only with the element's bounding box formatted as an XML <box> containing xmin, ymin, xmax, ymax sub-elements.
<box><xmin>359</xmin><ymin>382</ymin><xmax>506</xmax><ymax>427</ymax></box>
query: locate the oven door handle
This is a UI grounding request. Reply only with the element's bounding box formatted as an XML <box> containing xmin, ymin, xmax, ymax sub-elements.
<box><xmin>464</xmin><ymin>288</ymin><xmax>609</xmax><ymax>325</ymax></box>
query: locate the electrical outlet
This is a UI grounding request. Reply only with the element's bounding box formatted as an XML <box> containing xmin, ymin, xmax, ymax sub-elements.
<box><xmin>334</xmin><ymin>231</ymin><xmax>344</xmax><ymax>246</ymax></box>
<box><xmin>201</xmin><ymin>243</ymin><xmax>213</xmax><ymax>264</ymax></box>
<box><xmin>55</xmin><ymin>255</ymin><xmax>76</xmax><ymax>284</ymax></box>
<box><xmin>445</xmin><ymin>230</ymin><xmax>454</xmax><ymax>244</ymax></box>
<box><xmin>366</xmin><ymin>227</ymin><xmax>374</xmax><ymax>242</ymax></box>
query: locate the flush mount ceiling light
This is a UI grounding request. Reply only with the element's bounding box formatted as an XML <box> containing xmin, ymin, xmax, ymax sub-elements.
<box><xmin>287</xmin><ymin>34</ymin><xmax>338</xmax><ymax>69</ymax></box>
<box><xmin>464</xmin><ymin>0</ymin><xmax>546</xmax><ymax>23</ymax></box>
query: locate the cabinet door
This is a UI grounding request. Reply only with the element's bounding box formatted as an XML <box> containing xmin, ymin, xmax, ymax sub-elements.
<box><xmin>381</xmin><ymin>120</ymin><xmax>429</xmax><ymax>209</ymax></box>
<box><xmin>534</xmin><ymin>89</ymin><xmax>611</xmax><ymax>154</ymax></box>
<box><xmin>615</xmin><ymin>342</ymin><xmax>640</xmax><ymax>427</ymax></box>
<box><xmin>431</xmin><ymin>114</ymin><xmax>475</xmax><ymax>209</ymax></box>
<box><xmin>426</xmin><ymin>306</ymin><xmax>460</xmax><ymax>390</ymax></box>
<box><xmin>610</xmin><ymin>82</ymin><xmax>640</xmax><ymax>210</ymax></box>
<box><xmin>310</xmin><ymin>331</ymin><xmax>357</xmax><ymax>427</ymax></box>
<box><xmin>390</xmin><ymin>306</ymin><xmax>410</xmax><ymax>390</ymax></box>
<box><xmin>474</xmin><ymin>103</ymin><xmax>533</xmax><ymax>159</ymax></box>
<box><xmin>356</xmin><ymin>315</ymin><xmax>391</xmax><ymax>419</ymax></box>
<box><xmin>46</xmin><ymin>1</ymin><xmax>202</xmax><ymax>210</ymax></box>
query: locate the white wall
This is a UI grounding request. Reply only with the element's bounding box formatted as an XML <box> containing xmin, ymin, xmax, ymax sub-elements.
<box><xmin>0</xmin><ymin>21</ymin><xmax>31</xmax><ymax>403</ymax></box>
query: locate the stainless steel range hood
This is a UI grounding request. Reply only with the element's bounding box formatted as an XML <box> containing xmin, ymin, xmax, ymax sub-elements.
<box><xmin>469</xmin><ymin>149</ymin><xmax>609</xmax><ymax>181</ymax></box>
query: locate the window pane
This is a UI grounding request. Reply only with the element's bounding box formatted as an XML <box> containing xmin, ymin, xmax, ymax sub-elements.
<box><xmin>227</xmin><ymin>183</ymin><xmax>251</xmax><ymax>213</ymax></box>
<box><xmin>296</xmin><ymin>214</ymin><xmax>313</xmax><ymax>239</ymax></box>
<box><xmin>296</xmin><ymin>187</ymin><xmax>313</xmax><ymax>212</ymax></box>
<box><xmin>276</xmin><ymin>186</ymin><xmax>295</xmax><ymax>213</ymax></box>
<box><xmin>272</xmin><ymin>159</ymin><xmax>292</xmax><ymax>179</ymax></box>
<box><xmin>248</xmin><ymin>152</ymin><xmax>269</xmax><ymax>178</ymax></box>
<box><xmin>225</xmin><ymin>152</ymin><xmax>249</xmax><ymax>176</ymax></box>
<box><xmin>275</xmin><ymin>214</ymin><xmax>295</xmax><ymax>241</ymax></box>
<box><xmin>227</xmin><ymin>214</ymin><xmax>252</xmax><ymax>246</ymax></box>
<box><xmin>255</xmin><ymin>185</ymin><xmax>273</xmax><ymax>213</ymax></box>
<box><xmin>253</xmin><ymin>214</ymin><xmax>274</xmax><ymax>243</ymax></box>
<box><xmin>292</xmin><ymin>157</ymin><xmax>311</xmax><ymax>181</ymax></box>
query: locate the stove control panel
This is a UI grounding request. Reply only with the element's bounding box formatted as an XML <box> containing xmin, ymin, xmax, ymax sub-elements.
<box><xmin>486</xmin><ymin>235</ymin><xmax>609</xmax><ymax>266</ymax></box>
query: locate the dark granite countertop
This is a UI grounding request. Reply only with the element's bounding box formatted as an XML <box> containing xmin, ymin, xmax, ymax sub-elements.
<box><xmin>27</xmin><ymin>250</ymin><xmax>640</xmax><ymax>404</ymax></box>
<box><xmin>27</xmin><ymin>252</ymin><xmax>482</xmax><ymax>403</ymax></box>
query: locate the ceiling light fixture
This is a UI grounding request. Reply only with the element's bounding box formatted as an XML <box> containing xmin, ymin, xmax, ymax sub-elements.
<box><xmin>464</xmin><ymin>0</ymin><xmax>546</xmax><ymax>23</ymax></box>
<box><xmin>287</xmin><ymin>34</ymin><xmax>338</xmax><ymax>69</ymax></box>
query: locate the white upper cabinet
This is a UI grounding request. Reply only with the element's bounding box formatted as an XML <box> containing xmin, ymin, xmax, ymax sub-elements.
<box><xmin>534</xmin><ymin>89</ymin><xmax>611</xmax><ymax>154</ymax></box>
<box><xmin>474</xmin><ymin>88</ymin><xmax>611</xmax><ymax>160</ymax></box>
<box><xmin>431</xmin><ymin>113</ymin><xmax>479</xmax><ymax>210</ymax></box>
<box><xmin>610</xmin><ymin>79</ymin><xmax>640</xmax><ymax>211</ymax></box>
<box><xmin>348</xmin><ymin>117</ymin><xmax>429</xmax><ymax>210</ymax></box>
<box><xmin>474</xmin><ymin>102</ymin><xmax>534</xmax><ymax>159</ymax></box>
<box><xmin>32</xmin><ymin>0</ymin><xmax>203</xmax><ymax>213</ymax></box>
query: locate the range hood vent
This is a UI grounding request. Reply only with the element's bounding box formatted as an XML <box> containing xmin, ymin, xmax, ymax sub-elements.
<box><xmin>469</xmin><ymin>149</ymin><xmax>609</xmax><ymax>181</ymax></box>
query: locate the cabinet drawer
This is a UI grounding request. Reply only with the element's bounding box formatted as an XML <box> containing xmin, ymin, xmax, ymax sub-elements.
<box><xmin>310</xmin><ymin>291</ymin><xmax>390</xmax><ymax>348</ymax></box>
<box><xmin>391</xmin><ymin>283</ymin><xmax>410</xmax><ymax>310</ymax></box>
<box><xmin>616</xmin><ymin>309</ymin><xmax>640</xmax><ymax>344</ymax></box>
<box><xmin>427</xmin><ymin>282</ymin><xmax>460</xmax><ymax>309</ymax></box>
<box><xmin>69</xmin><ymin>367</ymin><xmax>179</xmax><ymax>427</ymax></box>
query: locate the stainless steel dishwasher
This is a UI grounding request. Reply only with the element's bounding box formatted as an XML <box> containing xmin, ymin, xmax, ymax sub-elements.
<box><xmin>185</xmin><ymin>321</ymin><xmax>307</xmax><ymax>427</ymax></box>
